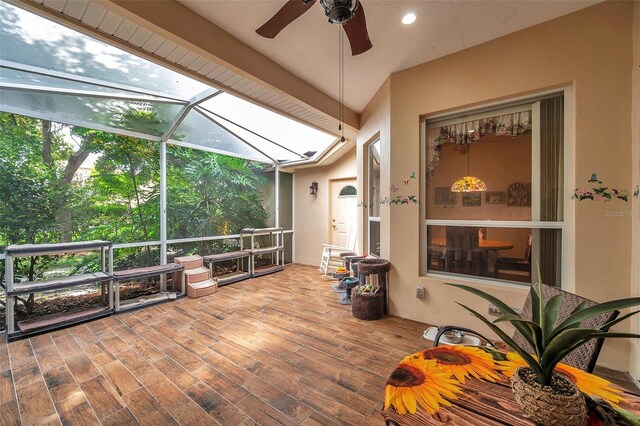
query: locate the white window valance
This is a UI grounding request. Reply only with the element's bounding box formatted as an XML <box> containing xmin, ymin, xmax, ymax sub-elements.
<box><xmin>426</xmin><ymin>110</ymin><xmax>532</xmax><ymax>176</ymax></box>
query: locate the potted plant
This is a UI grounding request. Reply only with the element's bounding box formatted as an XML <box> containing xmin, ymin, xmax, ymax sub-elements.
<box><xmin>447</xmin><ymin>275</ymin><xmax>640</xmax><ymax>426</ymax></box>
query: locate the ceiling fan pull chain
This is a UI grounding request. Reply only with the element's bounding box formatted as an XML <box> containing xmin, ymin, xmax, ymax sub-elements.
<box><xmin>339</xmin><ymin>25</ymin><xmax>346</xmax><ymax>142</ymax></box>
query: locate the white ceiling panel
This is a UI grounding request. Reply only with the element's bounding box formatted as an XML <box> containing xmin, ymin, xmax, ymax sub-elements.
<box><xmin>81</xmin><ymin>1</ymin><xmax>107</xmax><ymax>27</ymax></box>
<box><xmin>113</xmin><ymin>19</ymin><xmax>137</xmax><ymax>41</ymax></box>
<box><xmin>62</xmin><ymin>0</ymin><xmax>89</xmax><ymax>20</ymax></box>
<box><xmin>128</xmin><ymin>26</ymin><xmax>153</xmax><ymax>47</ymax></box>
<box><xmin>98</xmin><ymin>11</ymin><xmax>123</xmax><ymax>34</ymax></box>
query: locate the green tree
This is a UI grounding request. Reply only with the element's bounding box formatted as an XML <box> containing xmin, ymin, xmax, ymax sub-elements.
<box><xmin>0</xmin><ymin>113</ymin><xmax>68</xmax><ymax>313</ymax></box>
<box><xmin>167</xmin><ymin>146</ymin><xmax>269</xmax><ymax>254</ymax></box>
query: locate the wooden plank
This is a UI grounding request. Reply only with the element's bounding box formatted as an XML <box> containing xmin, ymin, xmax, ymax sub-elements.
<box><xmin>241</xmin><ymin>376</ymin><xmax>313</xmax><ymax>423</ymax></box>
<box><xmin>0</xmin><ymin>400</ymin><xmax>21</xmax><ymax>426</ymax></box>
<box><xmin>113</xmin><ymin>263</ymin><xmax>183</xmax><ymax>282</ymax></box>
<box><xmin>137</xmin><ymin>370</ymin><xmax>190</xmax><ymax>412</ymax></box>
<box><xmin>457</xmin><ymin>380</ymin><xmax>536</xmax><ymax>425</ymax></box>
<box><xmin>34</xmin><ymin>344</ymin><xmax>66</xmax><ymax>373</ymax></box>
<box><xmin>54</xmin><ymin>334</ymin><xmax>83</xmax><ymax>359</ymax></box>
<box><xmin>8</xmin><ymin>339</ymin><xmax>36</xmax><ymax>370</ymax></box>
<box><xmin>0</xmin><ymin>369</ymin><xmax>16</xmax><ymax>405</ymax></box>
<box><xmin>301</xmin><ymin>388</ymin><xmax>379</xmax><ymax>426</ymax></box>
<box><xmin>98</xmin><ymin>334</ymin><xmax>130</xmax><ymax>353</ymax></box>
<box><xmin>192</xmin><ymin>365</ymin><xmax>250</xmax><ymax>404</ymax></box>
<box><xmin>18</xmin><ymin>306</ymin><xmax>111</xmax><ymax>333</ymax></box>
<box><xmin>43</xmin><ymin>365</ymin><xmax>80</xmax><ymax>403</ymax></box>
<box><xmin>99</xmin><ymin>360</ymin><xmax>142</xmax><ymax>396</ymax></box>
<box><xmin>6</xmin><ymin>240</ymin><xmax>111</xmax><ymax>256</ymax></box>
<box><xmin>64</xmin><ymin>353</ymin><xmax>100</xmax><ymax>383</ymax></box>
<box><xmin>100</xmin><ymin>408</ymin><xmax>140</xmax><ymax>426</ymax></box>
<box><xmin>12</xmin><ymin>363</ymin><xmax>42</xmax><ymax>389</ymax></box>
<box><xmin>381</xmin><ymin>404</ymin><xmax>507</xmax><ymax>426</ymax></box>
<box><xmin>83</xmin><ymin>342</ymin><xmax>116</xmax><ymax>366</ymax></box>
<box><xmin>55</xmin><ymin>392</ymin><xmax>100</xmax><ymax>425</ymax></box>
<box><xmin>79</xmin><ymin>376</ymin><xmax>126</xmax><ymax>420</ymax></box>
<box><xmin>203</xmin><ymin>251</ymin><xmax>250</xmax><ymax>262</ymax></box>
<box><xmin>170</xmin><ymin>400</ymin><xmax>215</xmax><ymax>425</ymax></box>
<box><xmin>29</xmin><ymin>334</ymin><xmax>55</xmax><ymax>351</ymax></box>
<box><xmin>69</xmin><ymin>324</ymin><xmax>99</xmax><ymax>347</ymax></box>
<box><xmin>301</xmin><ymin>373</ymin><xmax>375</xmax><ymax>416</ymax></box>
<box><xmin>123</xmin><ymin>387</ymin><xmax>177</xmax><ymax>426</ymax></box>
<box><xmin>184</xmin><ymin>382</ymin><xmax>247</xmax><ymax>425</ymax></box>
<box><xmin>10</xmin><ymin>273</ymin><xmax>110</xmax><ymax>296</ymax></box>
<box><xmin>235</xmin><ymin>394</ymin><xmax>298</xmax><ymax>426</ymax></box>
<box><xmin>15</xmin><ymin>380</ymin><xmax>57</xmax><ymax>425</ymax></box>
<box><xmin>162</xmin><ymin>345</ymin><xmax>203</xmax><ymax>372</ymax></box>
<box><xmin>153</xmin><ymin>357</ymin><xmax>199</xmax><ymax>390</ymax></box>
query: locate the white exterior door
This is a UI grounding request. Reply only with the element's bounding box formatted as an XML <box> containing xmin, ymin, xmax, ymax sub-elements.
<box><xmin>330</xmin><ymin>179</ymin><xmax>357</xmax><ymax>246</ymax></box>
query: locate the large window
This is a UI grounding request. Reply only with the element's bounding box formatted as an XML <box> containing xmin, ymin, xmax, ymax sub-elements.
<box><xmin>424</xmin><ymin>95</ymin><xmax>565</xmax><ymax>286</ymax></box>
<box><xmin>369</xmin><ymin>140</ymin><xmax>381</xmax><ymax>256</ymax></box>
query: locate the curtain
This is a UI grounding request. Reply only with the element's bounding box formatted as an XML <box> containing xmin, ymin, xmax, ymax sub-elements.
<box><xmin>539</xmin><ymin>96</ymin><xmax>564</xmax><ymax>286</ymax></box>
<box><xmin>426</xmin><ymin>111</ymin><xmax>531</xmax><ymax>176</ymax></box>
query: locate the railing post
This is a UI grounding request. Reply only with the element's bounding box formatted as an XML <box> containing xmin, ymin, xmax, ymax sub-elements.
<box><xmin>5</xmin><ymin>253</ymin><xmax>14</xmax><ymax>334</ymax></box>
<box><xmin>160</xmin><ymin>141</ymin><xmax>167</xmax><ymax>291</ymax></box>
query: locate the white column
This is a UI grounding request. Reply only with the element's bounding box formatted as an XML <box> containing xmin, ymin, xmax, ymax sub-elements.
<box><xmin>275</xmin><ymin>165</ymin><xmax>280</xmax><ymax>264</ymax></box>
<box><xmin>160</xmin><ymin>141</ymin><xmax>168</xmax><ymax>290</ymax></box>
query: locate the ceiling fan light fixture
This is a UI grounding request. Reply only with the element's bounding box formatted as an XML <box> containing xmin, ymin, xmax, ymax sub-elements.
<box><xmin>320</xmin><ymin>0</ymin><xmax>358</xmax><ymax>24</ymax></box>
<box><xmin>401</xmin><ymin>12</ymin><xmax>417</xmax><ymax>25</ymax></box>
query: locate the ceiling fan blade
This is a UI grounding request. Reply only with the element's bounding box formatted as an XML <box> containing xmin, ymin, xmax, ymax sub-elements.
<box><xmin>342</xmin><ymin>1</ymin><xmax>372</xmax><ymax>55</ymax></box>
<box><xmin>256</xmin><ymin>0</ymin><xmax>317</xmax><ymax>39</ymax></box>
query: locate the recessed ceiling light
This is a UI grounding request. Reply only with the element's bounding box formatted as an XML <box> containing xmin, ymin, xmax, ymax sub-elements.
<box><xmin>402</xmin><ymin>12</ymin><xmax>417</xmax><ymax>25</ymax></box>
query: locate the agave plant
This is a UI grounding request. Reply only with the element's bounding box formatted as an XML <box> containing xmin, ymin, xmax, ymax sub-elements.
<box><xmin>447</xmin><ymin>275</ymin><xmax>640</xmax><ymax>386</ymax></box>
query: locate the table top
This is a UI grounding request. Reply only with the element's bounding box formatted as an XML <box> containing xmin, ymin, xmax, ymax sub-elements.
<box><xmin>431</xmin><ymin>238</ymin><xmax>513</xmax><ymax>251</ymax></box>
<box><xmin>381</xmin><ymin>367</ymin><xmax>640</xmax><ymax>426</ymax></box>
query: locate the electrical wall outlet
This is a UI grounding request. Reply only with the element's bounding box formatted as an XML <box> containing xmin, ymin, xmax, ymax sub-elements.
<box><xmin>416</xmin><ymin>286</ymin><xmax>425</xmax><ymax>299</ymax></box>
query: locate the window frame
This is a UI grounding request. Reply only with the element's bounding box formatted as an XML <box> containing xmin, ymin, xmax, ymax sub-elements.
<box><xmin>368</xmin><ymin>139</ymin><xmax>381</xmax><ymax>257</ymax></box>
<box><xmin>420</xmin><ymin>89</ymin><xmax>574</xmax><ymax>290</ymax></box>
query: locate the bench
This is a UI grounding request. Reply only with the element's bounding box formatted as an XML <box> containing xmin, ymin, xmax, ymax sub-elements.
<box><xmin>203</xmin><ymin>251</ymin><xmax>251</xmax><ymax>286</ymax></box>
<box><xmin>112</xmin><ymin>263</ymin><xmax>185</xmax><ymax>311</ymax></box>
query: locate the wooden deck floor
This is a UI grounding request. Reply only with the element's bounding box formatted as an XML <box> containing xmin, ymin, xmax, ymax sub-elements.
<box><xmin>0</xmin><ymin>264</ymin><xmax>430</xmax><ymax>425</ymax></box>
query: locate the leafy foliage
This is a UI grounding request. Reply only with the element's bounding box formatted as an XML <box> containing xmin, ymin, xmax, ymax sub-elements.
<box><xmin>0</xmin><ymin>111</ymin><xmax>271</xmax><ymax>295</ymax></box>
<box><xmin>447</xmin><ymin>268</ymin><xmax>640</xmax><ymax>386</ymax></box>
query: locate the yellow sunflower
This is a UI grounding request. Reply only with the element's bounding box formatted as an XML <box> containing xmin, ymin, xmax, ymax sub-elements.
<box><xmin>384</xmin><ymin>357</ymin><xmax>462</xmax><ymax>415</ymax></box>
<box><xmin>497</xmin><ymin>352</ymin><xmax>626</xmax><ymax>407</ymax></box>
<box><xmin>408</xmin><ymin>346</ymin><xmax>502</xmax><ymax>383</ymax></box>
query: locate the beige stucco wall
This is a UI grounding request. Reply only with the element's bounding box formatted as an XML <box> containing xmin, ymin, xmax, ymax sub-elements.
<box><xmin>631</xmin><ymin>0</ymin><xmax>640</xmax><ymax>381</ymax></box>
<box><xmin>358</xmin><ymin>1</ymin><xmax>635</xmax><ymax>371</ymax></box>
<box><xmin>358</xmin><ymin>79</ymin><xmax>391</xmax><ymax>260</ymax></box>
<box><xmin>292</xmin><ymin>151</ymin><xmax>357</xmax><ymax>266</ymax></box>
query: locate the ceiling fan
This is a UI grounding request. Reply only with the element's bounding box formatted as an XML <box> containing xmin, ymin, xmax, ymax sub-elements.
<box><xmin>256</xmin><ymin>0</ymin><xmax>373</xmax><ymax>55</ymax></box>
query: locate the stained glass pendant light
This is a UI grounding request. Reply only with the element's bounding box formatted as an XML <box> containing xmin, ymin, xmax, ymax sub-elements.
<box><xmin>451</xmin><ymin>144</ymin><xmax>487</xmax><ymax>192</ymax></box>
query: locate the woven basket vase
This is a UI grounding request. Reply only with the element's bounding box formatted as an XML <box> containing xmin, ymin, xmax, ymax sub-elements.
<box><xmin>511</xmin><ymin>367</ymin><xmax>587</xmax><ymax>426</ymax></box>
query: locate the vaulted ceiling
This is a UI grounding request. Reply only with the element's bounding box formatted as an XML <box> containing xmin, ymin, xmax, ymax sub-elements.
<box><xmin>178</xmin><ymin>0</ymin><xmax>600</xmax><ymax>113</ymax></box>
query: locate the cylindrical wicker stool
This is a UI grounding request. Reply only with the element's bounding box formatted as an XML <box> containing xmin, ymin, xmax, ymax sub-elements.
<box><xmin>357</xmin><ymin>258</ymin><xmax>391</xmax><ymax>315</ymax></box>
<box><xmin>351</xmin><ymin>287</ymin><xmax>385</xmax><ymax>320</ymax></box>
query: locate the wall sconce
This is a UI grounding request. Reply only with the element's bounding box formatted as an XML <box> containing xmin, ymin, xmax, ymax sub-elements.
<box><xmin>309</xmin><ymin>181</ymin><xmax>318</xmax><ymax>196</ymax></box>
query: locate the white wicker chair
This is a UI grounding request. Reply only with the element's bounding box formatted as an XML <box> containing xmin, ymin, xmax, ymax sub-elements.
<box><xmin>320</xmin><ymin>228</ymin><xmax>357</xmax><ymax>275</ymax></box>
